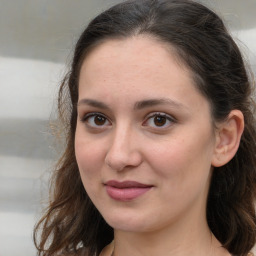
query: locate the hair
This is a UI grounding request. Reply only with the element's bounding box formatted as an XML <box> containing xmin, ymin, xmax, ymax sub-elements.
<box><xmin>34</xmin><ymin>0</ymin><xmax>256</xmax><ymax>255</ymax></box>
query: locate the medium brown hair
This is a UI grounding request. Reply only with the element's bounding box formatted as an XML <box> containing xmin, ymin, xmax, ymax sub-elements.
<box><xmin>34</xmin><ymin>1</ymin><xmax>256</xmax><ymax>255</ymax></box>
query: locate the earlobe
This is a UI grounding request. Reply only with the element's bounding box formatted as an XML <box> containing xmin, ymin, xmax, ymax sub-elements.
<box><xmin>211</xmin><ymin>110</ymin><xmax>244</xmax><ymax>167</ymax></box>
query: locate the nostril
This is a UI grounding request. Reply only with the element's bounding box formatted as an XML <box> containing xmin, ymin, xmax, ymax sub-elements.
<box><xmin>104</xmin><ymin>154</ymin><xmax>128</xmax><ymax>172</ymax></box>
<box><xmin>104</xmin><ymin>130</ymin><xmax>143</xmax><ymax>171</ymax></box>
<box><xmin>104</xmin><ymin>149</ymin><xmax>142</xmax><ymax>172</ymax></box>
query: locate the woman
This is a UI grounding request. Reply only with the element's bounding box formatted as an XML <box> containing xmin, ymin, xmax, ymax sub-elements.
<box><xmin>34</xmin><ymin>0</ymin><xmax>256</xmax><ymax>256</ymax></box>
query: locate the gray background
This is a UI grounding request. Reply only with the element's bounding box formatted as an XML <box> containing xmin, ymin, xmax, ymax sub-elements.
<box><xmin>0</xmin><ymin>1</ymin><xmax>256</xmax><ymax>255</ymax></box>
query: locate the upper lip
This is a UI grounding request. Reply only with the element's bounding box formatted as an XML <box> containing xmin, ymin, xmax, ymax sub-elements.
<box><xmin>105</xmin><ymin>180</ymin><xmax>153</xmax><ymax>188</ymax></box>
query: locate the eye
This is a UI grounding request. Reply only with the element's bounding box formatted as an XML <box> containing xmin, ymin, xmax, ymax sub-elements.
<box><xmin>81</xmin><ymin>113</ymin><xmax>111</xmax><ymax>128</ymax></box>
<box><xmin>143</xmin><ymin>112</ymin><xmax>175</xmax><ymax>128</ymax></box>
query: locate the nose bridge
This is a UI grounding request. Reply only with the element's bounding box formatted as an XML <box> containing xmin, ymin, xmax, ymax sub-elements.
<box><xmin>105</xmin><ymin>122</ymin><xmax>142</xmax><ymax>171</ymax></box>
<box><xmin>113</xmin><ymin>122</ymin><xmax>132</xmax><ymax>150</ymax></box>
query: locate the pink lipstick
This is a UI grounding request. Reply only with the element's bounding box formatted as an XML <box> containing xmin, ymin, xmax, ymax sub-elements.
<box><xmin>105</xmin><ymin>180</ymin><xmax>153</xmax><ymax>201</ymax></box>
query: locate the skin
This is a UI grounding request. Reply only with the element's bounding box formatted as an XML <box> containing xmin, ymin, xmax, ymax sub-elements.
<box><xmin>75</xmin><ymin>36</ymin><xmax>233</xmax><ymax>256</ymax></box>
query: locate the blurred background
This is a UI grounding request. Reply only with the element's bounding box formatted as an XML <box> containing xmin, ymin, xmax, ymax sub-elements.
<box><xmin>0</xmin><ymin>1</ymin><xmax>255</xmax><ymax>255</ymax></box>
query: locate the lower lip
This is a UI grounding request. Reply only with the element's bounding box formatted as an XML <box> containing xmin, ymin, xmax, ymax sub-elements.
<box><xmin>105</xmin><ymin>186</ymin><xmax>152</xmax><ymax>201</ymax></box>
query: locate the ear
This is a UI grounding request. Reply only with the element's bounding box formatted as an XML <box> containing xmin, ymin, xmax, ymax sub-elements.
<box><xmin>211</xmin><ymin>110</ymin><xmax>244</xmax><ymax>167</ymax></box>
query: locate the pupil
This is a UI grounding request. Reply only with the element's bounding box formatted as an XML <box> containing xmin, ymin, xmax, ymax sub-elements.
<box><xmin>154</xmin><ymin>116</ymin><xmax>166</xmax><ymax>126</ymax></box>
<box><xmin>95</xmin><ymin>115</ymin><xmax>106</xmax><ymax>125</ymax></box>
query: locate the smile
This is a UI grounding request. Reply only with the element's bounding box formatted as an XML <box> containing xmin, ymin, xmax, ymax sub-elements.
<box><xmin>105</xmin><ymin>180</ymin><xmax>153</xmax><ymax>201</ymax></box>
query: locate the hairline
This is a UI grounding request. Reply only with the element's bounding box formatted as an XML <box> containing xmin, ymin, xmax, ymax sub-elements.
<box><xmin>76</xmin><ymin>33</ymin><xmax>216</xmax><ymax>130</ymax></box>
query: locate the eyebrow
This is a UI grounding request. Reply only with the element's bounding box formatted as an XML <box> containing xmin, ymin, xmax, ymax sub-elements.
<box><xmin>77</xmin><ymin>98</ymin><xmax>186</xmax><ymax>110</ymax></box>
<box><xmin>77</xmin><ymin>99</ymin><xmax>110</xmax><ymax>110</ymax></box>
<box><xmin>134</xmin><ymin>98</ymin><xmax>186</xmax><ymax>110</ymax></box>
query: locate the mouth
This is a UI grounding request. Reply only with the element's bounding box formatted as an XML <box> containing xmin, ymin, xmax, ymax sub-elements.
<box><xmin>104</xmin><ymin>180</ymin><xmax>153</xmax><ymax>201</ymax></box>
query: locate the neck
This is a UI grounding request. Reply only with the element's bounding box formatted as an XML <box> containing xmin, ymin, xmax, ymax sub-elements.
<box><xmin>112</xmin><ymin>215</ymin><xmax>229</xmax><ymax>256</ymax></box>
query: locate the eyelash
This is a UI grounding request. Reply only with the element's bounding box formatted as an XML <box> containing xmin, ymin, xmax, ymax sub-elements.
<box><xmin>81</xmin><ymin>112</ymin><xmax>111</xmax><ymax>128</ymax></box>
<box><xmin>80</xmin><ymin>112</ymin><xmax>176</xmax><ymax>129</ymax></box>
<box><xmin>143</xmin><ymin>112</ymin><xmax>176</xmax><ymax>128</ymax></box>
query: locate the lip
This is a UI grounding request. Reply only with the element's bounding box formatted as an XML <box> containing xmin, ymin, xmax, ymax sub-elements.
<box><xmin>104</xmin><ymin>180</ymin><xmax>153</xmax><ymax>201</ymax></box>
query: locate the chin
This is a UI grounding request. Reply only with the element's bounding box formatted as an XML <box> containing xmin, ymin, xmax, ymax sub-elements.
<box><xmin>101</xmin><ymin>209</ymin><xmax>161</xmax><ymax>233</ymax></box>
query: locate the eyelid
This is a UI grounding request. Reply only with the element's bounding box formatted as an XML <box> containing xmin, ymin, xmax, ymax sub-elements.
<box><xmin>143</xmin><ymin>112</ymin><xmax>176</xmax><ymax>128</ymax></box>
<box><xmin>80</xmin><ymin>112</ymin><xmax>112</xmax><ymax>128</ymax></box>
<box><xmin>146</xmin><ymin>112</ymin><xmax>176</xmax><ymax>121</ymax></box>
<box><xmin>80</xmin><ymin>112</ymin><xmax>107</xmax><ymax>121</ymax></box>
<box><xmin>79</xmin><ymin>111</ymin><xmax>176</xmax><ymax>130</ymax></box>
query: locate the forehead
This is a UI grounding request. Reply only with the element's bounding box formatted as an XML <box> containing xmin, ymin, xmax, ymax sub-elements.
<box><xmin>78</xmin><ymin>36</ymin><xmax>208</xmax><ymax>111</ymax></box>
<box><xmin>78</xmin><ymin>36</ymin><xmax>212</xmax><ymax>125</ymax></box>
<box><xmin>79</xmin><ymin>36</ymin><xmax>194</xmax><ymax>87</ymax></box>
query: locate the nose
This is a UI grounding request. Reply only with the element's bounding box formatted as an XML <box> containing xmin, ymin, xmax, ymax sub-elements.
<box><xmin>105</xmin><ymin>126</ymin><xmax>143</xmax><ymax>172</ymax></box>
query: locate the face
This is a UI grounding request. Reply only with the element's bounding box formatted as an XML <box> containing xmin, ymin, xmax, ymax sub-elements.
<box><xmin>75</xmin><ymin>36</ymin><xmax>216</xmax><ymax>233</ymax></box>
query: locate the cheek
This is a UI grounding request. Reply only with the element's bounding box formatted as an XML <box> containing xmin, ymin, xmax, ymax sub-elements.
<box><xmin>146</xmin><ymin>132</ymin><xmax>214</xmax><ymax>187</ymax></box>
<box><xmin>75</xmin><ymin>129</ymin><xmax>105</xmax><ymax>180</ymax></box>
<box><xmin>146</xmin><ymin>134</ymin><xmax>214</xmax><ymax>217</ymax></box>
<box><xmin>75</xmin><ymin>136</ymin><xmax>107</xmax><ymax>204</ymax></box>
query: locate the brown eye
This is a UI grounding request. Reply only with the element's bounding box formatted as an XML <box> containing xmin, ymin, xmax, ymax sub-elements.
<box><xmin>154</xmin><ymin>116</ymin><xmax>167</xmax><ymax>127</ymax></box>
<box><xmin>143</xmin><ymin>112</ymin><xmax>175</xmax><ymax>129</ymax></box>
<box><xmin>94</xmin><ymin>115</ymin><xmax>106</xmax><ymax>126</ymax></box>
<box><xmin>82</xmin><ymin>113</ymin><xmax>111</xmax><ymax>128</ymax></box>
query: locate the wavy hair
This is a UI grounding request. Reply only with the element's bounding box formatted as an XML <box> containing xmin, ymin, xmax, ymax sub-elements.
<box><xmin>34</xmin><ymin>0</ymin><xmax>256</xmax><ymax>255</ymax></box>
